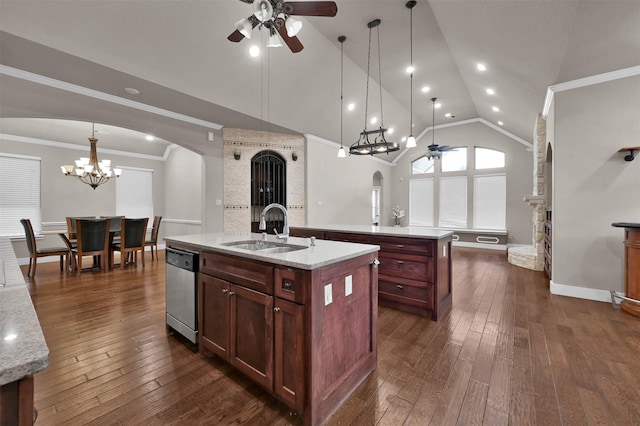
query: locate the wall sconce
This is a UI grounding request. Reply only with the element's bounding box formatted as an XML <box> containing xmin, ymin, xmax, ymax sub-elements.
<box><xmin>234</xmin><ymin>149</ymin><xmax>241</xmax><ymax>160</ymax></box>
<box><xmin>619</xmin><ymin>146</ymin><xmax>639</xmax><ymax>162</ymax></box>
<box><xmin>292</xmin><ymin>151</ymin><xmax>298</xmax><ymax>161</ymax></box>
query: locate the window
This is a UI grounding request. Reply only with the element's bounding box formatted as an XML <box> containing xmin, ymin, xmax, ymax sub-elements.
<box><xmin>116</xmin><ymin>167</ymin><xmax>153</xmax><ymax>219</ymax></box>
<box><xmin>0</xmin><ymin>154</ymin><xmax>41</xmax><ymax>236</ymax></box>
<box><xmin>439</xmin><ymin>176</ymin><xmax>467</xmax><ymax>228</ymax></box>
<box><xmin>411</xmin><ymin>156</ymin><xmax>435</xmax><ymax>174</ymax></box>
<box><xmin>372</xmin><ymin>186</ymin><xmax>381</xmax><ymax>225</ymax></box>
<box><xmin>474</xmin><ymin>174</ymin><xmax>506</xmax><ymax>229</ymax></box>
<box><xmin>441</xmin><ymin>148</ymin><xmax>467</xmax><ymax>172</ymax></box>
<box><xmin>475</xmin><ymin>147</ymin><xmax>505</xmax><ymax>169</ymax></box>
<box><xmin>409</xmin><ymin>178</ymin><xmax>434</xmax><ymax>226</ymax></box>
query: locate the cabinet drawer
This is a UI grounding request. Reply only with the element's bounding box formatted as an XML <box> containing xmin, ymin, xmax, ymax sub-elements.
<box><xmin>200</xmin><ymin>252</ymin><xmax>274</xmax><ymax>294</ymax></box>
<box><xmin>377</xmin><ymin>237</ymin><xmax>433</xmax><ymax>256</ymax></box>
<box><xmin>274</xmin><ymin>267</ymin><xmax>307</xmax><ymax>304</ymax></box>
<box><xmin>325</xmin><ymin>232</ymin><xmax>373</xmax><ymax>244</ymax></box>
<box><xmin>378</xmin><ymin>252</ymin><xmax>432</xmax><ymax>280</ymax></box>
<box><xmin>378</xmin><ymin>277</ymin><xmax>432</xmax><ymax>306</ymax></box>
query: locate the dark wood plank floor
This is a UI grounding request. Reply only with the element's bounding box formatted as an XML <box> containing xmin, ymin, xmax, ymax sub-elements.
<box><xmin>23</xmin><ymin>247</ymin><xmax>640</xmax><ymax>425</ymax></box>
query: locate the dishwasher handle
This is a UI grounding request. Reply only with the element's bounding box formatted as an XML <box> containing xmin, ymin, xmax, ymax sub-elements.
<box><xmin>166</xmin><ymin>247</ymin><xmax>198</xmax><ymax>272</ymax></box>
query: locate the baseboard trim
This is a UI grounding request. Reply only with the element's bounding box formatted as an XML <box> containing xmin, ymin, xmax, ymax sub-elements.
<box><xmin>550</xmin><ymin>280</ymin><xmax>616</xmax><ymax>303</ymax></box>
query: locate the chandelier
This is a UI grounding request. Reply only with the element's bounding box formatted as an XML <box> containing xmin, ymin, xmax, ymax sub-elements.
<box><xmin>349</xmin><ymin>19</ymin><xmax>399</xmax><ymax>156</ymax></box>
<box><xmin>60</xmin><ymin>123</ymin><xmax>122</xmax><ymax>190</ymax></box>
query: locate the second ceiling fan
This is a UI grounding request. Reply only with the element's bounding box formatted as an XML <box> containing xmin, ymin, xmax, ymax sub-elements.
<box><xmin>228</xmin><ymin>0</ymin><xmax>338</xmax><ymax>53</ymax></box>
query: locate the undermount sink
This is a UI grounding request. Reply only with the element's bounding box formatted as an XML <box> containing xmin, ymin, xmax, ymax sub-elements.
<box><xmin>222</xmin><ymin>240</ymin><xmax>307</xmax><ymax>253</ymax></box>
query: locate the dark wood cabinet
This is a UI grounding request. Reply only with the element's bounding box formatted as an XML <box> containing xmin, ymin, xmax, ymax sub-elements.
<box><xmin>193</xmin><ymin>246</ymin><xmax>378</xmax><ymax>425</ymax></box>
<box><xmin>292</xmin><ymin>228</ymin><xmax>452</xmax><ymax>320</ymax></box>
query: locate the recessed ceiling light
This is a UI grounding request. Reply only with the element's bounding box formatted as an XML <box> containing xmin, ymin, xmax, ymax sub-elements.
<box><xmin>370</xmin><ymin>116</ymin><xmax>378</xmax><ymax>124</ymax></box>
<box><xmin>387</xmin><ymin>127</ymin><xmax>394</xmax><ymax>134</ymax></box>
<box><xmin>249</xmin><ymin>45</ymin><xmax>260</xmax><ymax>57</ymax></box>
<box><xmin>124</xmin><ymin>87</ymin><xmax>140</xmax><ymax>95</ymax></box>
<box><xmin>477</xmin><ymin>63</ymin><xmax>487</xmax><ymax>72</ymax></box>
<box><xmin>434</xmin><ymin>102</ymin><xmax>442</xmax><ymax>109</ymax></box>
<box><xmin>347</xmin><ymin>103</ymin><xmax>355</xmax><ymax>111</ymax></box>
<box><xmin>498</xmin><ymin>121</ymin><xmax>504</xmax><ymax>126</ymax></box>
<box><xmin>406</xmin><ymin>65</ymin><xmax>415</xmax><ymax>74</ymax></box>
<box><xmin>145</xmin><ymin>135</ymin><xmax>154</xmax><ymax>141</ymax></box>
<box><xmin>421</xmin><ymin>86</ymin><xmax>430</xmax><ymax>93</ymax></box>
<box><xmin>492</xmin><ymin>106</ymin><xmax>500</xmax><ymax>112</ymax></box>
<box><xmin>486</xmin><ymin>88</ymin><xmax>495</xmax><ymax>95</ymax></box>
<box><xmin>401</xmin><ymin>136</ymin><xmax>407</xmax><ymax>142</ymax></box>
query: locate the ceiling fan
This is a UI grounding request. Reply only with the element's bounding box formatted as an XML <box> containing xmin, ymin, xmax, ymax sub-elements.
<box><xmin>425</xmin><ymin>97</ymin><xmax>453</xmax><ymax>160</ymax></box>
<box><xmin>228</xmin><ymin>0</ymin><xmax>338</xmax><ymax>53</ymax></box>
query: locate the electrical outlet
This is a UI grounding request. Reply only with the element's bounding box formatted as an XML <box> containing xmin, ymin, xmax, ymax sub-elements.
<box><xmin>345</xmin><ymin>275</ymin><xmax>352</xmax><ymax>296</ymax></box>
<box><xmin>324</xmin><ymin>283</ymin><xmax>332</xmax><ymax>306</ymax></box>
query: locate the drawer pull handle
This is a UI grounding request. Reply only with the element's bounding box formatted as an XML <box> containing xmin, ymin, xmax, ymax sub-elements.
<box><xmin>397</xmin><ymin>244</ymin><xmax>404</xmax><ymax>248</ymax></box>
<box><xmin>274</xmin><ymin>307</ymin><xmax>281</xmax><ymax>313</ymax></box>
<box><xmin>396</xmin><ymin>285</ymin><xmax>404</xmax><ymax>289</ymax></box>
<box><xmin>228</xmin><ymin>291</ymin><xmax>235</xmax><ymax>296</ymax></box>
<box><xmin>283</xmin><ymin>281</ymin><xmax>293</xmax><ymax>290</ymax></box>
<box><xmin>221</xmin><ymin>288</ymin><xmax>228</xmax><ymax>294</ymax></box>
<box><xmin>396</xmin><ymin>261</ymin><xmax>404</xmax><ymax>265</ymax></box>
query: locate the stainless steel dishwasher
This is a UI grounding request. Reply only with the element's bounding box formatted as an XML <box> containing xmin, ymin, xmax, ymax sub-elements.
<box><xmin>165</xmin><ymin>247</ymin><xmax>198</xmax><ymax>346</ymax></box>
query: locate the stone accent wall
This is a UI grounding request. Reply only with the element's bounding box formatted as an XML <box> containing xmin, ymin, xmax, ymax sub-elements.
<box><xmin>508</xmin><ymin>114</ymin><xmax>546</xmax><ymax>271</ymax></box>
<box><xmin>223</xmin><ymin>128</ymin><xmax>305</xmax><ymax>233</ymax></box>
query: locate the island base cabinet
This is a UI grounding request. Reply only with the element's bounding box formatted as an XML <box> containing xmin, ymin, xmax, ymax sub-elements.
<box><xmin>199</xmin><ymin>273</ymin><xmax>274</xmax><ymax>390</ymax></box>
<box><xmin>0</xmin><ymin>376</ymin><xmax>35</xmax><ymax>426</ymax></box>
<box><xmin>274</xmin><ymin>297</ymin><xmax>305</xmax><ymax>412</ymax></box>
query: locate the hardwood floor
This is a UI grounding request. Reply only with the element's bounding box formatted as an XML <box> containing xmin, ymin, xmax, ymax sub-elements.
<box><xmin>23</xmin><ymin>247</ymin><xmax>640</xmax><ymax>425</ymax></box>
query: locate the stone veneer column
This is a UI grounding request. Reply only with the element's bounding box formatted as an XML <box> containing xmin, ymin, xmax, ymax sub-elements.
<box><xmin>222</xmin><ymin>128</ymin><xmax>305</xmax><ymax>233</ymax></box>
<box><xmin>508</xmin><ymin>114</ymin><xmax>546</xmax><ymax>271</ymax></box>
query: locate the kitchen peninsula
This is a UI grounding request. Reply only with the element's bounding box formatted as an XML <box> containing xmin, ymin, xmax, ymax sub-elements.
<box><xmin>164</xmin><ymin>233</ymin><xmax>379</xmax><ymax>426</ymax></box>
<box><xmin>0</xmin><ymin>238</ymin><xmax>49</xmax><ymax>425</ymax></box>
<box><xmin>291</xmin><ymin>225</ymin><xmax>453</xmax><ymax>321</ymax></box>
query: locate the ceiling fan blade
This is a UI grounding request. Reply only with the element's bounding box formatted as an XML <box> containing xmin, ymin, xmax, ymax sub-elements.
<box><xmin>437</xmin><ymin>145</ymin><xmax>453</xmax><ymax>151</ymax></box>
<box><xmin>227</xmin><ymin>15</ymin><xmax>259</xmax><ymax>42</ymax></box>
<box><xmin>238</xmin><ymin>0</ymin><xmax>254</xmax><ymax>3</ymax></box>
<box><xmin>277</xmin><ymin>22</ymin><xmax>304</xmax><ymax>53</ymax></box>
<box><xmin>284</xmin><ymin>1</ymin><xmax>338</xmax><ymax>17</ymax></box>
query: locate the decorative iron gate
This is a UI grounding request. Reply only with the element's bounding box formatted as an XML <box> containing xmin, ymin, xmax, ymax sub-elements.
<box><xmin>251</xmin><ymin>150</ymin><xmax>286</xmax><ymax>233</ymax></box>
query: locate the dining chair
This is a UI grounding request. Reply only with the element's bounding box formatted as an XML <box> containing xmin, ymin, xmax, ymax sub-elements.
<box><xmin>111</xmin><ymin>218</ymin><xmax>149</xmax><ymax>268</ymax></box>
<box><xmin>66</xmin><ymin>216</ymin><xmax>96</xmax><ymax>248</ymax></box>
<box><xmin>20</xmin><ymin>218</ymin><xmax>69</xmax><ymax>278</ymax></box>
<box><xmin>72</xmin><ymin>218</ymin><xmax>111</xmax><ymax>274</ymax></box>
<box><xmin>145</xmin><ymin>216</ymin><xmax>162</xmax><ymax>260</ymax></box>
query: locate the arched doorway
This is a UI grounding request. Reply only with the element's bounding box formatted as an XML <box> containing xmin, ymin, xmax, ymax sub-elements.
<box><xmin>372</xmin><ymin>171</ymin><xmax>383</xmax><ymax>225</ymax></box>
<box><xmin>251</xmin><ymin>150</ymin><xmax>286</xmax><ymax>233</ymax></box>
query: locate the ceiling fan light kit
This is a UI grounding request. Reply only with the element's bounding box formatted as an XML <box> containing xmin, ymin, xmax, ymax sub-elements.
<box><xmin>425</xmin><ymin>97</ymin><xmax>453</xmax><ymax>160</ymax></box>
<box><xmin>228</xmin><ymin>0</ymin><xmax>337</xmax><ymax>53</ymax></box>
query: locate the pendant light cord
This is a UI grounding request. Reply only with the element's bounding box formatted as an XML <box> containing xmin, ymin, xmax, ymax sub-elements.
<box><xmin>340</xmin><ymin>38</ymin><xmax>344</xmax><ymax>148</ymax></box>
<box><xmin>364</xmin><ymin>26</ymin><xmax>372</xmax><ymax>131</ymax></box>
<box><xmin>409</xmin><ymin>5</ymin><xmax>413</xmax><ymax>134</ymax></box>
<box><xmin>376</xmin><ymin>25</ymin><xmax>385</xmax><ymax>128</ymax></box>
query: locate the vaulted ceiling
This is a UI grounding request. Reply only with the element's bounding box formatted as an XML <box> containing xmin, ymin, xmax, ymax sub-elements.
<box><xmin>1</xmin><ymin>1</ymin><xmax>639</xmax><ymax>163</ymax></box>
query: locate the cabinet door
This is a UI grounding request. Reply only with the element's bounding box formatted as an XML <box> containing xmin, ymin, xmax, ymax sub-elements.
<box><xmin>229</xmin><ymin>284</ymin><xmax>274</xmax><ymax>390</ymax></box>
<box><xmin>199</xmin><ymin>274</ymin><xmax>230</xmax><ymax>359</ymax></box>
<box><xmin>274</xmin><ymin>298</ymin><xmax>305</xmax><ymax>412</ymax></box>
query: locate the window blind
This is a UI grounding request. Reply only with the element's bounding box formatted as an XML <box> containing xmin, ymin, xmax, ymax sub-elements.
<box><xmin>0</xmin><ymin>154</ymin><xmax>42</xmax><ymax>236</ymax></box>
<box><xmin>115</xmin><ymin>167</ymin><xmax>153</xmax><ymax>220</ymax></box>
<box><xmin>409</xmin><ymin>178</ymin><xmax>434</xmax><ymax>226</ymax></box>
<box><xmin>439</xmin><ymin>176</ymin><xmax>467</xmax><ymax>228</ymax></box>
<box><xmin>474</xmin><ymin>174</ymin><xmax>506</xmax><ymax>229</ymax></box>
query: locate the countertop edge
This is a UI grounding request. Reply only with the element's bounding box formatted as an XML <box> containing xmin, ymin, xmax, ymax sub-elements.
<box><xmin>291</xmin><ymin>224</ymin><xmax>455</xmax><ymax>239</ymax></box>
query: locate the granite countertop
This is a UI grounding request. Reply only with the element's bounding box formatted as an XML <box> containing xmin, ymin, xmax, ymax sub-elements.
<box><xmin>0</xmin><ymin>237</ymin><xmax>49</xmax><ymax>386</ymax></box>
<box><xmin>292</xmin><ymin>224</ymin><xmax>455</xmax><ymax>239</ymax></box>
<box><xmin>612</xmin><ymin>222</ymin><xmax>640</xmax><ymax>229</ymax></box>
<box><xmin>164</xmin><ymin>233</ymin><xmax>379</xmax><ymax>270</ymax></box>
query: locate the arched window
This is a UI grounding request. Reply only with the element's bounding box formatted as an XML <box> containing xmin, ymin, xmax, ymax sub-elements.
<box><xmin>441</xmin><ymin>148</ymin><xmax>467</xmax><ymax>172</ymax></box>
<box><xmin>251</xmin><ymin>150</ymin><xmax>286</xmax><ymax>233</ymax></box>
<box><xmin>475</xmin><ymin>147</ymin><xmax>505</xmax><ymax>169</ymax></box>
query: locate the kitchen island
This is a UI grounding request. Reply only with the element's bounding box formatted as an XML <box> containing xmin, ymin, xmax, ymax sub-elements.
<box><xmin>291</xmin><ymin>225</ymin><xmax>453</xmax><ymax>320</ymax></box>
<box><xmin>0</xmin><ymin>237</ymin><xmax>49</xmax><ymax>425</ymax></box>
<box><xmin>164</xmin><ymin>233</ymin><xmax>379</xmax><ymax>426</ymax></box>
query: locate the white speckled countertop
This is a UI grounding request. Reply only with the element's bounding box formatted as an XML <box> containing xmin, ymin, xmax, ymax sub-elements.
<box><xmin>0</xmin><ymin>237</ymin><xmax>49</xmax><ymax>386</ymax></box>
<box><xmin>164</xmin><ymin>233</ymin><xmax>379</xmax><ymax>270</ymax></box>
<box><xmin>292</xmin><ymin>224</ymin><xmax>454</xmax><ymax>239</ymax></box>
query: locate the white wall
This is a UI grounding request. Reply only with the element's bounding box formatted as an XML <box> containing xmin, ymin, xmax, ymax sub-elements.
<box><xmin>305</xmin><ymin>136</ymin><xmax>393</xmax><ymax>226</ymax></box>
<box><xmin>552</xmin><ymin>75</ymin><xmax>640</xmax><ymax>298</ymax></box>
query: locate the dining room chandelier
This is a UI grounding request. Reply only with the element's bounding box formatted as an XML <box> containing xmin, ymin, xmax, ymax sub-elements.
<box><xmin>349</xmin><ymin>19</ymin><xmax>399</xmax><ymax>156</ymax></box>
<box><xmin>60</xmin><ymin>123</ymin><xmax>122</xmax><ymax>190</ymax></box>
